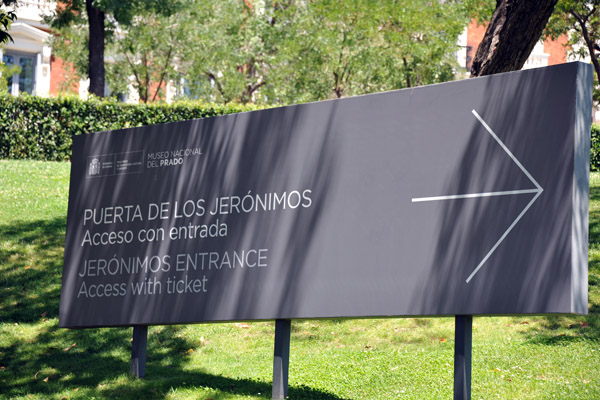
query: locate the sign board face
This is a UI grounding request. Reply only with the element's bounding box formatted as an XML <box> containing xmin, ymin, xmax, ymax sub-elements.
<box><xmin>59</xmin><ymin>63</ymin><xmax>592</xmax><ymax>328</ymax></box>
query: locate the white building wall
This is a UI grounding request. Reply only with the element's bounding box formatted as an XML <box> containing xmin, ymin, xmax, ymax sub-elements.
<box><xmin>522</xmin><ymin>41</ymin><xmax>550</xmax><ymax>70</ymax></box>
<box><xmin>3</xmin><ymin>23</ymin><xmax>52</xmax><ymax>96</ymax></box>
<box><xmin>4</xmin><ymin>0</ymin><xmax>55</xmax><ymax>97</ymax></box>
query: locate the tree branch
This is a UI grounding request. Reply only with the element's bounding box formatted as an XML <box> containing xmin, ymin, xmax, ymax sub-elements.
<box><xmin>124</xmin><ymin>52</ymin><xmax>143</xmax><ymax>99</ymax></box>
<box><xmin>143</xmin><ymin>52</ymin><xmax>150</xmax><ymax>103</ymax></box>
<box><xmin>570</xmin><ymin>7</ymin><xmax>600</xmax><ymax>87</ymax></box>
<box><xmin>206</xmin><ymin>72</ymin><xmax>228</xmax><ymax>102</ymax></box>
<box><xmin>242</xmin><ymin>80</ymin><xmax>266</xmax><ymax>103</ymax></box>
<box><xmin>151</xmin><ymin>41</ymin><xmax>175</xmax><ymax>102</ymax></box>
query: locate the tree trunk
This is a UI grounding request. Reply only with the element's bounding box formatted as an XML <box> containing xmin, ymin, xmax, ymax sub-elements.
<box><xmin>471</xmin><ymin>0</ymin><xmax>558</xmax><ymax>77</ymax></box>
<box><xmin>86</xmin><ymin>0</ymin><xmax>105</xmax><ymax>97</ymax></box>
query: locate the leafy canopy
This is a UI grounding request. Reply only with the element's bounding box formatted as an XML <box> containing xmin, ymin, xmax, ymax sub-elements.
<box><xmin>48</xmin><ymin>0</ymin><xmax>471</xmax><ymax>104</ymax></box>
<box><xmin>545</xmin><ymin>0</ymin><xmax>600</xmax><ymax>104</ymax></box>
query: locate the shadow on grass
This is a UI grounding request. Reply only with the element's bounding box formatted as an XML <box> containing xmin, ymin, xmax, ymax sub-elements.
<box><xmin>524</xmin><ymin>314</ymin><xmax>600</xmax><ymax>346</ymax></box>
<box><xmin>0</xmin><ymin>218</ymin><xmax>344</xmax><ymax>399</ymax></box>
<box><xmin>521</xmin><ymin>185</ymin><xmax>600</xmax><ymax>346</ymax></box>
<box><xmin>0</xmin><ymin>217</ymin><xmax>66</xmax><ymax>322</ymax></box>
<box><xmin>0</xmin><ymin>322</ymin><xmax>345</xmax><ymax>399</ymax></box>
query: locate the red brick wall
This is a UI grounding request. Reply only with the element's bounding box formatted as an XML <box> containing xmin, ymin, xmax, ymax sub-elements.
<box><xmin>49</xmin><ymin>55</ymin><xmax>78</xmax><ymax>96</ymax></box>
<box><xmin>544</xmin><ymin>35</ymin><xmax>568</xmax><ymax>65</ymax></box>
<box><xmin>465</xmin><ymin>20</ymin><xmax>487</xmax><ymax>72</ymax></box>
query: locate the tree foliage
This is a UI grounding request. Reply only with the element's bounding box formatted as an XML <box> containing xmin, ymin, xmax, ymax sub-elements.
<box><xmin>0</xmin><ymin>0</ymin><xmax>17</xmax><ymax>45</ymax></box>
<box><xmin>181</xmin><ymin>0</ymin><xmax>278</xmax><ymax>104</ymax></box>
<box><xmin>108</xmin><ymin>12</ymin><xmax>188</xmax><ymax>103</ymax></box>
<box><xmin>545</xmin><ymin>0</ymin><xmax>600</xmax><ymax>103</ymax></box>
<box><xmin>48</xmin><ymin>0</ymin><xmax>470</xmax><ymax>105</ymax></box>
<box><xmin>0</xmin><ymin>62</ymin><xmax>19</xmax><ymax>93</ymax></box>
<box><xmin>47</xmin><ymin>0</ymin><xmax>182</xmax><ymax>97</ymax></box>
<box><xmin>182</xmin><ymin>0</ymin><xmax>469</xmax><ymax>104</ymax></box>
<box><xmin>1</xmin><ymin>0</ymin><xmax>19</xmax><ymax>93</ymax></box>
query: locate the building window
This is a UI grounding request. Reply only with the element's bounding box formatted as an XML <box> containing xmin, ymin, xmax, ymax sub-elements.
<box><xmin>2</xmin><ymin>52</ymin><xmax>36</xmax><ymax>95</ymax></box>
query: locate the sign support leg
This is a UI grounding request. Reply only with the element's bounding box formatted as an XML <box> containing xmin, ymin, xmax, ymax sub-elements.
<box><xmin>454</xmin><ymin>315</ymin><xmax>472</xmax><ymax>400</ymax></box>
<box><xmin>130</xmin><ymin>325</ymin><xmax>148</xmax><ymax>378</ymax></box>
<box><xmin>272</xmin><ymin>319</ymin><xmax>291</xmax><ymax>399</ymax></box>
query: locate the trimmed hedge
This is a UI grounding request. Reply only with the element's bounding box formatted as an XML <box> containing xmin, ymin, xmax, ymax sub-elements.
<box><xmin>1</xmin><ymin>95</ymin><xmax>599</xmax><ymax>170</ymax></box>
<box><xmin>591</xmin><ymin>124</ymin><xmax>600</xmax><ymax>172</ymax></box>
<box><xmin>0</xmin><ymin>95</ymin><xmax>257</xmax><ymax>161</ymax></box>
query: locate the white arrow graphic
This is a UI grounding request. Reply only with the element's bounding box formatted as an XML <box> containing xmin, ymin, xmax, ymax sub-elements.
<box><xmin>412</xmin><ymin>109</ymin><xmax>543</xmax><ymax>283</ymax></box>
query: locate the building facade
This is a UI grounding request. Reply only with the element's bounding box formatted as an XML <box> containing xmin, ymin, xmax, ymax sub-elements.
<box><xmin>1</xmin><ymin>0</ymin><xmax>56</xmax><ymax>96</ymax></box>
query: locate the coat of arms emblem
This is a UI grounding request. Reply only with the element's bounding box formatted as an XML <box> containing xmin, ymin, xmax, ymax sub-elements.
<box><xmin>89</xmin><ymin>158</ymin><xmax>100</xmax><ymax>175</ymax></box>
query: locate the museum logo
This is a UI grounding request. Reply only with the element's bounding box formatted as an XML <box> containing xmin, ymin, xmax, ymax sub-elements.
<box><xmin>147</xmin><ymin>147</ymin><xmax>202</xmax><ymax>169</ymax></box>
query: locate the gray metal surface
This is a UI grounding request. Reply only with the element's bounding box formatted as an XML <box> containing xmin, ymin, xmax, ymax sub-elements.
<box><xmin>572</xmin><ymin>62</ymin><xmax>593</xmax><ymax>314</ymax></box>
<box><xmin>272</xmin><ymin>319</ymin><xmax>291</xmax><ymax>399</ymax></box>
<box><xmin>59</xmin><ymin>62</ymin><xmax>592</xmax><ymax>328</ymax></box>
<box><xmin>129</xmin><ymin>325</ymin><xmax>148</xmax><ymax>378</ymax></box>
<box><xmin>454</xmin><ymin>316</ymin><xmax>472</xmax><ymax>400</ymax></box>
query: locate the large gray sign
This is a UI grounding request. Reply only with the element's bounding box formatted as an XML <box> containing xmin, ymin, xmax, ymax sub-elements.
<box><xmin>60</xmin><ymin>62</ymin><xmax>592</xmax><ymax>328</ymax></box>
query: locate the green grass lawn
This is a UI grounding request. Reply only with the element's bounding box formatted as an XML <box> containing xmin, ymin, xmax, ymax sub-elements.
<box><xmin>1</xmin><ymin>159</ymin><xmax>599</xmax><ymax>400</ymax></box>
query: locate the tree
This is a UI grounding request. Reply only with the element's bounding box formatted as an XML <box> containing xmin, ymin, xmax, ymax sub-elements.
<box><xmin>48</xmin><ymin>0</ymin><xmax>181</xmax><ymax>97</ymax></box>
<box><xmin>181</xmin><ymin>0</ymin><xmax>279</xmax><ymax>104</ymax></box>
<box><xmin>48</xmin><ymin>0</ymin><xmax>107</xmax><ymax>97</ymax></box>
<box><xmin>45</xmin><ymin>18</ymin><xmax>87</xmax><ymax>94</ymax></box>
<box><xmin>269</xmin><ymin>0</ymin><xmax>399</xmax><ymax>102</ymax></box>
<box><xmin>545</xmin><ymin>0</ymin><xmax>600</xmax><ymax>103</ymax></box>
<box><xmin>108</xmin><ymin>12</ymin><xmax>188</xmax><ymax>103</ymax></box>
<box><xmin>85</xmin><ymin>0</ymin><xmax>104</xmax><ymax>97</ymax></box>
<box><xmin>50</xmin><ymin>0</ymin><xmax>471</xmax><ymax>105</ymax></box>
<box><xmin>264</xmin><ymin>0</ymin><xmax>469</xmax><ymax>103</ymax></box>
<box><xmin>179</xmin><ymin>0</ymin><xmax>469</xmax><ymax>105</ymax></box>
<box><xmin>384</xmin><ymin>0</ymin><xmax>469</xmax><ymax>90</ymax></box>
<box><xmin>470</xmin><ymin>0</ymin><xmax>559</xmax><ymax>76</ymax></box>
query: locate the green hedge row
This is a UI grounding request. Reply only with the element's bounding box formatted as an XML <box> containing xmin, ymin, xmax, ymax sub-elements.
<box><xmin>0</xmin><ymin>95</ymin><xmax>257</xmax><ymax>161</ymax></box>
<box><xmin>591</xmin><ymin>124</ymin><xmax>600</xmax><ymax>172</ymax></box>
<box><xmin>1</xmin><ymin>95</ymin><xmax>600</xmax><ymax>170</ymax></box>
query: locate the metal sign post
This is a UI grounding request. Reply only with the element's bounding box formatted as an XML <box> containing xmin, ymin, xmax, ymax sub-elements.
<box><xmin>454</xmin><ymin>316</ymin><xmax>473</xmax><ymax>400</ymax></box>
<box><xmin>272</xmin><ymin>319</ymin><xmax>291</xmax><ymax>399</ymax></box>
<box><xmin>130</xmin><ymin>325</ymin><xmax>148</xmax><ymax>378</ymax></box>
